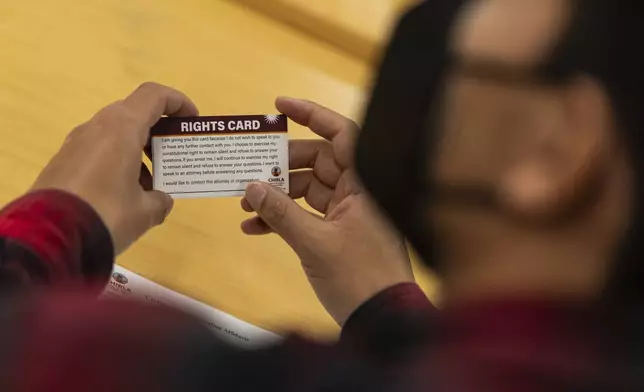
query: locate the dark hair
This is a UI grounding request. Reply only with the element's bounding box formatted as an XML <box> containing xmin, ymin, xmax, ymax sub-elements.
<box><xmin>547</xmin><ymin>4</ymin><xmax>644</xmax><ymax>384</ymax></box>
<box><xmin>358</xmin><ymin>0</ymin><xmax>644</xmax><ymax>302</ymax></box>
<box><xmin>544</xmin><ymin>1</ymin><xmax>644</xmax><ymax>303</ymax></box>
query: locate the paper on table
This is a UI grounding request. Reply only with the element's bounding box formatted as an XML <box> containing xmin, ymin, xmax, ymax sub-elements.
<box><xmin>102</xmin><ymin>265</ymin><xmax>282</xmax><ymax>348</ymax></box>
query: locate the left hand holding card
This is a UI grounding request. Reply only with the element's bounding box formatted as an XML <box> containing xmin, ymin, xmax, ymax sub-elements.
<box><xmin>32</xmin><ymin>82</ymin><xmax>198</xmax><ymax>254</ymax></box>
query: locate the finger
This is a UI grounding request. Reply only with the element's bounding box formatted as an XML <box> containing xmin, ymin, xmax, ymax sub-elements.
<box><xmin>332</xmin><ymin>126</ymin><xmax>358</xmax><ymax>169</ymax></box>
<box><xmin>244</xmin><ymin>182</ymin><xmax>324</xmax><ymax>248</ymax></box>
<box><xmin>327</xmin><ymin>171</ymin><xmax>363</xmax><ymax>214</ymax></box>
<box><xmin>245</xmin><ymin>171</ymin><xmax>335</xmax><ymax>214</ymax></box>
<box><xmin>241</xmin><ymin>216</ymin><xmax>274</xmax><ymax>235</ymax></box>
<box><xmin>290</xmin><ymin>139</ymin><xmax>342</xmax><ymax>188</ymax></box>
<box><xmin>142</xmin><ymin>190</ymin><xmax>174</xmax><ymax>228</ymax></box>
<box><xmin>240</xmin><ymin>197</ymin><xmax>254</xmax><ymax>212</ymax></box>
<box><xmin>123</xmin><ymin>82</ymin><xmax>199</xmax><ymax>129</ymax></box>
<box><xmin>289</xmin><ymin>139</ymin><xmax>329</xmax><ymax>169</ymax></box>
<box><xmin>139</xmin><ymin>163</ymin><xmax>153</xmax><ymax>191</ymax></box>
<box><xmin>276</xmin><ymin>97</ymin><xmax>359</xmax><ymax>141</ymax></box>
<box><xmin>290</xmin><ymin>170</ymin><xmax>335</xmax><ymax>214</ymax></box>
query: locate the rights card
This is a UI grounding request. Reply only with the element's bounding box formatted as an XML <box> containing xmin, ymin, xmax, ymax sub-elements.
<box><xmin>150</xmin><ymin>115</ymin><xmax>289</xmax><ymax>198</ymax></box>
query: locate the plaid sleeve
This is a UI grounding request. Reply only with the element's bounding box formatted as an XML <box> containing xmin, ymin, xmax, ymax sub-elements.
<box><xmin>0</xmin><ymin>190</ymin><xmax>442</xmax><ymax>391</ymax></box>
<box><xmin>6</xmin><ymin>290</ymin><xmax>436</xmax><ymax>392</ymax></box>
<box><xmin>0</xmin><ymin>190</ymin><xmax>114</xmax><ymax>291</ymax></box>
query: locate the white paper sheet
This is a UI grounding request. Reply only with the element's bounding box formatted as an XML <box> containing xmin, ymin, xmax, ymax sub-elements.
<box><xmin>102</xmin><ymin>265</ymin><xmax>282</xmax><ymax>348</ymax></box>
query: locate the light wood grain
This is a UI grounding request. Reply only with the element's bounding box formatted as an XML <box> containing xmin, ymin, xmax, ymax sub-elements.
<box><xmin>233</xmin><ymin>0</ymin><xmax>417</xmax><ymax>62</ymax></box>
<box><xmin>0</xmin><ymin>0</ymin><xmax>437</xmax><ymax>339</ymax></box>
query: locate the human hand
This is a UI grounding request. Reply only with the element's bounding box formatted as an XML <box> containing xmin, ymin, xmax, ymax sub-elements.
<box><xmin>32</xmin><ymin>82</ymin><xmax>198</xmax><ymax>254</ymax></box>
<box><xmin>241</xmin><ymin>98</ymin><xmax>414</xmax><ymax>325</ymax></box>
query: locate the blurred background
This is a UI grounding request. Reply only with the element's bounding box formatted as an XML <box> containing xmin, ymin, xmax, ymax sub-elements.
<box><xmin>0</xmin><ymin>0</ymin><xmax>436</xmax><ymax>338</ymax></box>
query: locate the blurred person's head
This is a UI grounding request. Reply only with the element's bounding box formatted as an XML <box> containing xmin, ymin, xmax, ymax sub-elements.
<box><xmin>357</xmin><ymin>0</ymin><xmax>644</xmax><ymax>303</ymax></box>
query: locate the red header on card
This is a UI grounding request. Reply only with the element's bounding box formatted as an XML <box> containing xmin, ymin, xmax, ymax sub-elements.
<box><xmin>152</xmin><ymin>115</ymin><xmax>288</xmax><ymax>136</ymax></box>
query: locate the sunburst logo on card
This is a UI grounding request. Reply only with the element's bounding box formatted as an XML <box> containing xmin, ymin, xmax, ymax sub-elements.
<box><xmin>264</xmin><ymin>114</ymin><xmax>280</xmax><ymax>124</ymax></box>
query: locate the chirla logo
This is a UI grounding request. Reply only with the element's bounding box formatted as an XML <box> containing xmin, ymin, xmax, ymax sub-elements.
<box><xmin>269</xmin><ymin>166</ymin><xmax>285</xmax><ymax>185</ymax></box>
<box><xmin>112</xmin><ymin>272</ymin><xmax>128</xmax><ymax>285</ymax></box>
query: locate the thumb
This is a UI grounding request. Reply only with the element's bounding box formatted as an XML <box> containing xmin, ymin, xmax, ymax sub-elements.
<box><xmin>141</xmin><ymin>190</ymin><xmax>174</xmax><ymax>228</ymax></box>
<box><xmin>245</xmin><ymin>182</ymin><xmax>322</xmax><ymax>246</ymax></box>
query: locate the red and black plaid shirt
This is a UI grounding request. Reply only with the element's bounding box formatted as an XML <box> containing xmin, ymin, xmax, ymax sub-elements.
<box><xmin>0</xmin><ymin>190</ymin><xmax>623</xmax><ymax>391</ymax></box>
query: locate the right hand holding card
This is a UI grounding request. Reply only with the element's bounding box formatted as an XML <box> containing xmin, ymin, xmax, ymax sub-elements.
<box><xmin>241</xmin><ymin>98</ymin><xmax>415</xmax><ymax>325</ymax></box>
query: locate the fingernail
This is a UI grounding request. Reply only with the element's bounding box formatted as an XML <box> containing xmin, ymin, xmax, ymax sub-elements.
<box><xmin>245</xmin><ymin>183</ymin><xmax>267</xmax><ymax>209</ymax></box>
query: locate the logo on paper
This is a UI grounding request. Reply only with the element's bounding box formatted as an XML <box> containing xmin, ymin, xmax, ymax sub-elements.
<box><xmin>112</xmin><ymin>272</ymin><xmax>128</xmax><ymax>285</ymax></box>
<box><xmin>271</xmin><ymin>166</ymin><xmax>282</xmax><ymax>177</ymax></box>
<box><xmin>108</xmin><ymin>272</ymin><xmax>132</xmax><ymax>295</ymax></box>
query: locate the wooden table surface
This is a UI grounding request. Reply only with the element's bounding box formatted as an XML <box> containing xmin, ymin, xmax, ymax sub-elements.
<box><xmin>0</xmin><ymin>0</ymin><xmax>437</xmax><ymax>338</ymax></box>
<box><xmin>234</xmin><ymin>0</ymin><xmax>417</xmax><ymax>62</ymax></box>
